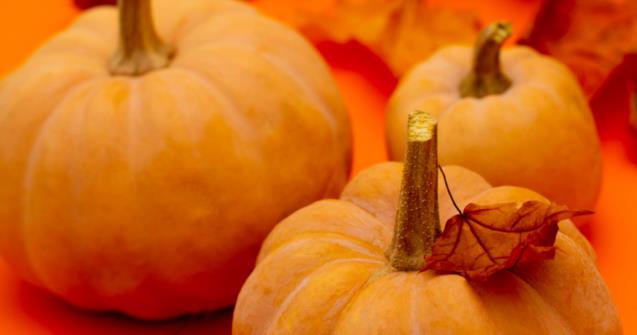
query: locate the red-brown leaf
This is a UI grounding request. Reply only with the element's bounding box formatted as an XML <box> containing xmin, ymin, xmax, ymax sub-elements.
<box><xmin>523</xmin><ymin>0</ymin><xmax>637</xmax><ymax>97</ymax></box>
<box><xmin>423</xmin><ymin>201</ymin><xmax>592</xmax><ymax>281</ymax></box>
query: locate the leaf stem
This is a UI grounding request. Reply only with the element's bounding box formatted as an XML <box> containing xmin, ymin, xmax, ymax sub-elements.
<box><xmin>459</xmin><ymin>22</ymin><xmax>512</xmax><ymax>98</ymax></box>
<box><xmin>438</xmin><ymin>165</ymin><xmax>463</xmax><ymax>216</ymax></box>
<box><xmin>109</xmin><ymin>0</ymin><xmax>174</xmax><ymax>76</ymax></box>
<box><xmin>386</xmin><ymin>111</ymin><xmax>440</xmax><ymax>271</ymax></box>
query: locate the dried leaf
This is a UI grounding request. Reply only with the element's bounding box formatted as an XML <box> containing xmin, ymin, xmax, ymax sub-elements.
<box><xmin>252</xmin><ymin>0</ymin><xmax>481</xmax><ymax>74</ymax></box>
<box><xmin>424</xmin><ymin>201</ymin><xmax>591</xmax><ymax>281</ymax></box>
<box><xmin>523</xmin><ymin>0</ymin><xmax>637</xmax><ymax>97</ymax></box>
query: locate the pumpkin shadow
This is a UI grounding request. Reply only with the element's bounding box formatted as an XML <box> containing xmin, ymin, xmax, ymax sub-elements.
<box><xmin>14</xmin><ymin>280</ymin><xmax>232</xmax><ymax>335</ymax></box>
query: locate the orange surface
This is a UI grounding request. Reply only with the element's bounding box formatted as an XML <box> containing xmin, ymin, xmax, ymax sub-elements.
<box><xmin>0</xmin><ymin>0</ymin><xmax>635</xmax><ymax>334</ymax></box>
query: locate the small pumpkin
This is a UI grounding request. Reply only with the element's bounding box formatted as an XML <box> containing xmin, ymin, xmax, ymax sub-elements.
<box><xmin>234</xmin><ymin>111</ymin><xmax>620</xmax><ymax>334</ymax></box>
<box><xmin>386</xmin><ymin>22</ymin><xmax>602</xmax><ymax>210</ymax></box>
<box><xmin>0</xmin><ymin>0</ymin><xmax>350</xmax><ymax>319</ymax></box>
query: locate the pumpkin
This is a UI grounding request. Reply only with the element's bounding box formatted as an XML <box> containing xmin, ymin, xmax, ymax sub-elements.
<box><xmin>0</xmin><ymin>0</ymin><xmax>351</xmax><ymax>320</ymax></box>
<box><xmin>386</xmin><ymin>22</ymin><xmax>602</xmax><ymax>210</ymax></box>
<box><xmin>234</xmin><ymin>111</ymin><xmax>620</xmax><ymax>334</ymax></box>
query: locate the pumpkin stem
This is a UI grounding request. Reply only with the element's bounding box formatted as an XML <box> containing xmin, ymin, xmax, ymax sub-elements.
<box><xmin>109</xmin><ymin>0</ymin><xmax>174</xmax><ymax>76</ymax></box>
<box><xmin>459</xmin><ymin>22</ymin><xmax>512</xmax><ymax>98</ymax></box>
<box><xmin>386</xmin><ymin>111</ymin><xmax>440</xmax><ymax>272</ymax></box>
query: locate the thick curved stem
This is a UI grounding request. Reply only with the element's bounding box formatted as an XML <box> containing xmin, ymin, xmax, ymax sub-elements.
<box><xmin>386</xmin><ymin>111</ymin><xmax>440</xmax><ymax>272</ymax></box>
<box><xmin>109</xmin><ymin>0</ymin><xmax>173</xmax><ymax>76</ymax></box>
<box><xmin>459</xmin><ymin>22</ymin><xmax>512</xmax><ymax>98</ymax></box>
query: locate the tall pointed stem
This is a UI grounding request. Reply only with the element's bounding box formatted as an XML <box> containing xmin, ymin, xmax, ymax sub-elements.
<box><xmin>459</xmin><ymin>22</ymin><xmax>512</xmax><ymax>98</ymax></box>
<box><xmin>109</xmin><ymin>0</ymin><xmax>173</xmax><ymax>76</ymax></box>
<box><xmin>386</xmin><ymin>111</ymin><xmax>440</xmax><ymax>271</ymax></box>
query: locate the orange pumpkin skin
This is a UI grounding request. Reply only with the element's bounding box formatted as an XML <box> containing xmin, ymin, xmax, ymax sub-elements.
<box><xmin>386</xmin><ymin>46</ymin><xmax>602</xmax><ymax>210</ymax></box>
<box><xmin>234</xmin><ymin>163</ymin><xmax>621</xmax><ymax>334</ymax></box>
<box><xmin>0</xmin><ymin>0</ymin><xmax>350</xmax><ymax>319</ymax></box>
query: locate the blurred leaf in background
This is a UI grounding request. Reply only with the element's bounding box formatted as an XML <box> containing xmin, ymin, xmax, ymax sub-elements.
<box><xmin>251</xmin><ymin>0</ymin><xmax>481</xmax><ymax>75</ymax></box>
<box><xmin>73</xmin><ymin>0</ymin><xmax>115</xmax><ymax>9</ymax></box>
<box><xmin>524</xmin><ymin>0</ymin><xmax>637</xmax><ymax>98</ymax></box>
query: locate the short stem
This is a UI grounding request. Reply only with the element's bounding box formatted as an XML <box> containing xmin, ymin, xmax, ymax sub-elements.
<box><xmin>109</xmin><ymin>0</ymin><xmax>173</xmax><ymax>76</ymax></box>
<box><xmin>459</xmin><ymin>22</ymin><xmax>512</xmax><ymax>98</ymax></box>
<box><xmin>386</xmin><ymin>111</ymin><xmax>440</xmax><ymax>272</ymax></box>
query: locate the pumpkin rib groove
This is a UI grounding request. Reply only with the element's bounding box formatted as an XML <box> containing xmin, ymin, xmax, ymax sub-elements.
<box><xmin>0</xmin><ymin>72</ymin><xmax>100</xmax><ymax>284</ymax></box>
<box><xmin>505</xmin><ymin>272</ymin><xmax>574</xmax><ymax>332</ymax></box>
<box><xmin>21</xmin><ymin>77</ymin><xmax>107</xmax><ymax>289</ymax></box>
<box><xmin>178</xmin><ymin>42</ymin><xmax>339</xmax><ymax>133</ymax></box>
<box><xmin>263</xmin><ymin>233</ymin><xmax>384</xmax><ymax>262</ymax></box>
<box><xmin>511</xmin><ymin>232</ymin><xmax>612</xmax><ymax>334</ymax></box>
<box><xmin>170</xmin><ymin>68</ymin><xmax>253</xmax><ymax>139</ymax></box>
<box><xmin>331</xmin><ymin>271</ymin><xmax>405</xmax><ymax>333</ymax></box>
<box><xmin>331</xmin><ymin>200</ymin><xmax>393</xmax><ymax>240</ymax></box>
<box><xmin>263</xmin><ymin>258</ymin><xmax>383</xmax><ymax>335</ymax></box>
<box><xmin>125</xmin><ymin>78</ymin><xmax>142</xmax><ymax>177</ymax></box>
<box><xmin>258</xmin><ymin>199</ymin><xmax>391</xmax><ymax>260</ymax></box>
<box><xmin>480</xmin><ymin>273</ymin><xmax>573</xmax><ymax>333</ymax></box>
<box><xmin>148</xmin><ymin>73</ymin><xmax>205</xmax><ymax>153</ymax></box>
<box><xmin>409</xmin><ymin>280</ymin><xmax>424</xmax><ymax>335</ymax></box>
<box><xmin>257</xmin><ymin>50</ymin><xmax>339</xmax><ymax>131</ymax></box>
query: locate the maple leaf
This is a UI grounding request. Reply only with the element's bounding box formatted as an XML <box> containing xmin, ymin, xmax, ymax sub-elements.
<box><xmin>251</xmin><ymin>0</ymin><xmax>481</xmax><ymax>75</ymax></box>
<box><xmin>423</xmin><ymin>201</ymin><xmax>591</xmax><ymax>281</ymax></box>
<box><xmin>523</xmin><ymin>0</ymin><xmax>637</xmax><ymax>97</ymax></box>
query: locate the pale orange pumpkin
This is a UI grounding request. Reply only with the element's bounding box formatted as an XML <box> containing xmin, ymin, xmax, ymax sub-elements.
<box><xmin>386</xmin><ymin>22</ymin><xmax>602</xmax><ymax>210</ymax></box>
<box><xmin>234</xmin><ymin>111</ymin><xmax>620</xmax><ymax>334</ymax></box>
<box><xmin>0</xmin><ymin>0</ymin><xmax>350</xmax><ymax>319</ymax></box>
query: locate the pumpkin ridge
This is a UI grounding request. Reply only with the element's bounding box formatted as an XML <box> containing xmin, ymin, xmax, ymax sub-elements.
<box><xmin>509</xmin><ymin>232</ymin><xmax>607</xmax><ymax>332</ymax></box>
<box><xmin>258</xmin><ymin>199</ymin><xmax>391</xmax><ymax>260</ymax></box>
<box><xmin>257</xmin><ymin>51</ymin><xmax>339</xmax><ymax>130</ymax></box>
<box><xmin>148</xmin><ymin>72</ymin><xmax>208</xmax><ymax>148</ymax></box>
<box><xmin>21</xmin><ymin>78</ymin><xmax>108</xmax><ymax>289</ymax></box>
<box><xmin>263</xmin><ymin>257</ymin><xmax>383</xmax><ymax>335</ymax></box>
<box><xmin>166</xmin><ymin>3</ymin><xmax>253</xmax><ymax>47</ymax></box>
<box><xmin>124</xmin><ymin>78</ymin><xmax>141</xmax><ymax>173</ymax></box>
<box><xmin>181</xmin><ymin>41</ymin><xmax>340</xmax><ymax>134</ymax></box>
<box><xmin>507</xmin><ymin>268</ymin><xmax>572</xmax><ymax>326</ymax></box>
<box><xmin>68</xmin><ymin>7</ymin><xmax>117</xmax><ymax>37</ymax></box>
<box><xmin>476</xmin><ymin>272</ymin><xmax>573</xmax><ymax>333</ymax></box>
<box><xmin>409</xmin><ymin>279</ymin><xmax>424</xmax><ymax>335</ymax></box>
<box><xmin>30</xmin><ymin>27</ymin><xmax>110</xmax><ymax>62</ymax></box>
<box><xmin>169</xmin><ymin>68</ymin><xmax>252</xmax><ymax>138</ymax></box>
<box><xmin>261</xmin><ymin>233</ymin><xmax>385</xmax><ymax>263</ymax></box>
<box><xmin>338</xmin><ymin>198</ymin><xmax>394</xmax><ymax>236</ymax></box>
<box><xmin>174</xmin><ymin>45</ymin><xmax>338</xmax><ymax>155</ymax></box>
<box><xmin>330</xmin><ymin>267</ymin><xmax>397</xmax><ymax>332</ymax></box>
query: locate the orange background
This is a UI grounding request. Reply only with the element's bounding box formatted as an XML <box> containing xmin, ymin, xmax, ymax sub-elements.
<box><xmin>0</xmin><ymin>0</ymin><xmax>635</xmax><ymax>334</ymax></box>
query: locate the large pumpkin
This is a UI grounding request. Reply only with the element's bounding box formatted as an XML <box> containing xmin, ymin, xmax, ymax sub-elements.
<box><xmin>0</xmin><ymin>0</ymin><xmax>350</xmax><ymax>319</ymax></box>
<box><xmin>234</xmin><ymin>111</ymin><xmax>620</xmax><ymax>334</ymax></box>
<box><xmin>386</xmin><ymin>22</ymin><xmax>602</xmax><ymax>210</ymax></box>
